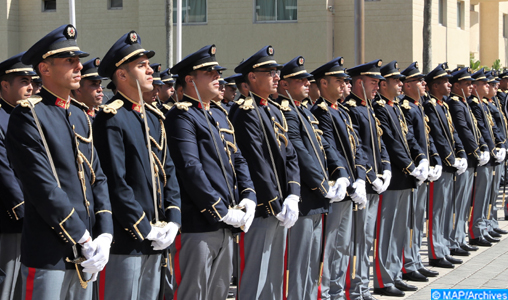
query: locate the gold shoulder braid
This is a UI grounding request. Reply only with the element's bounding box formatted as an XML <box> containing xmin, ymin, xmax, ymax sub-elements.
<box><xmin>401</xmin><ymin>100</ymin><xmax>411</xmax><ymax>110</ymax></box>
<box><xmin>279</xmin><ymin>99</ymin><xmax>291</xmax><ymax>112</ymax></box>
<box><xmin>175</xmin><ymin>102</ymin><xmax>192</xmax><ymax>111</ymax></box>
<box><xmin>376</xmin><ymin>99</ymin><xmax>385</xmax><ymax>107</ymax></box>
<box><xmin>240</xmin><ymin>97</ymin><xmax>254</xmax><ymax>110</ymax></box>
<box><xmin>101</xmin><ymin>99</ymin><xmax>124</xmax><ymax>114</ymax></box>
<box><xmin>318</xmin><ymin>101</ymin><xmax>328</xmax><ymax>111</ymax></box>
<box><xmin>17</xmin><ymin>95</ymin><xmax>43</xmax><ymax>107</ymax></box>
<box><xmin>346</xmin><ymin>99</ymin><xmax>356</xmax><ymax>107</ymax></box>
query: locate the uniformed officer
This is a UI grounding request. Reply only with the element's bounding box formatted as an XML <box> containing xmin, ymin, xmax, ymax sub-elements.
<box><xmin>157</xmin><ymin>68</ymin><xmax>176</xmax><ymax>114</ymax></box>
<box><xmin>6</xmin><ymin>24</ymin><xmax>113</xmax><ymax>300</ymax></box>
<box><xmin>483</xmin><ymin>71</ymin><xmax>507</xmax><ymax>237</ymax></box>
<box><xmin>468</xmin><ymin>68</ymin><xmax>505</xmax><ymax>246</ymax></box>
<box><xmin>308</xmin><ymin>78</ymin><xmax>320</xmax><ymax>104</ymax></box>
<box><xmin>142</xmin><ymin>63</ymin><xmax>164</xmax><ymax>105</ymax></box>
<box><xmin>370</xmin><ymin>61</ymin><xmax>426</xmax><ymax>296</ymax></box>
<box><xmin>310</xmin><ymin>56</ymin><xmax>368</xmax><ymax>300</ymax></box>
<box><xmin>211</xmin><ymin>78</ymin><xmax>226</xmax><ymax>105</ymax></box>
<box><xmin>276</xmin><ymin>56</ymin><xmax>351</xmax><ymax>300</ymax></box>
<box><xmin>226</xmin><ymin>73</ymin><xmax>248</xmax><ymax>118</ymax></box>
<box><xmin>399</xmin><ymin>62</ymin><xmax>442</xmax><ymax>280</ymax></box>
<box><xmin>70</xmin><ymin>57</ymin><xmax>107</xmax><ymax>120</ymax></box>
<box><xmin>424</xmin><ymin>63</ymin><xmax>467</xmax><ymax>268</ymax></box>
<box><xmin>340</xmin><ymin>75</ymin><xmax>352</xmax><ymax>104</ymax></box>
<box><xmin>93</xmin><ymin>30</ymin><xmax>181</xmax><ymax>300</ymax></box>
<box><xmin>222</xmin><ymin>76</ymin><xmax>237</xmax><ymax>112</ymax></box>
<box><xmin>343</xmin><ymin>60</ymin><xmax>396</xmax><ymax>298</ymax></box>
<box><xmin>31</xmin><ymin>75</ymin><xmax>42</xmax><ymax>95</ymax></box>
<box><xmin>165</xmin><ymin>44</ymin><xmax>255</xmax><ymax>300</ymax></box>
<box><xmin>230</xmin><ymin>45</ymin><xmax>301</xmax><ymax>300</ymax></box>
<box><xmin>0</xmin><ymin>52</ymin><xmax>35</xmax><ymax>300</ymax></box>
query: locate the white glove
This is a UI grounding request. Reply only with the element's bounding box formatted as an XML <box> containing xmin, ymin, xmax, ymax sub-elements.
<box><xmin>222</xmin><ymin>209</ymin><xmax>246</xmax><ymax>228</ymax></box>
<box><xmin>81</xmin><ymin>233</ymin><xmax>112</xmax><ymax>274</ymax></box>
<box><xmin>434</xmin><ymin>164</ymin><xmax>443</xmax><ymax>180</ymax></box>
<box><xmin>478</xmin><ymin>151</ymin><xmax>487</xmax><ymax>166</ymax></box>
<box><xmin>496</xmin><ymin>148</ymin><xmax>506</xmax><ymax>163</ymax></box>
<box><xmin>416</xmin><ymin>159</ymin><xmax>429</xmax><ymax>181</ymax></box>
<box><xmin>381</xmin><ymin>170</ymin><xmax>391</xmax><ymax>192</ymax></box>
<box><xmin>80</xmin><ymin>240</ymin><xmax>97</xmax><ymax>260</ymax></box>
<box><xmin>371</xmin><ymin>178</ymin><xmax>383</xmax><ymax>194</ymax></box>
<box><xmin>351</xmin><ymin>179</ymin><xmax>367</xmax><ymax>210</ymax></box>
<box><xmin>238</xmin><ymin>199</ymin><xmax>256</xmax><ymax>233</ymax></box>
<box><xmin>146</xmin><ymin>225</ymin><xmax>166</xmax><ymax>241</ymax></box>
<box><xmin>483</xmin><ymin>151</ymin><xmax>491</xmax><ymax>165</ymax></box>
<box><xmin>410</xmin><ymin>167</ymin><xmax>422</xmax><ymax>180</ymax></box>
<box><xmin>330</xmin><ymin>178</ymin><xmax>350</xmax><ymax>203</ymax></box>
<box><xmin>325</xmin><ymin>181</ymin><xmax>339</xmax><ymax>199</ymax></box>
<box><xmin>152</xmin><ymin>222</ymin><xmax>179</xmax><ymax>251</ymax></box>
<box><xmin>276</xmin><ymin>194</ymin><xmax>299</xmax><ymax>228</ymax></box>
<box><xmin>457</xmin><ymin>158</ymin><xmax>468</xmax><ymax>175</ymax></box>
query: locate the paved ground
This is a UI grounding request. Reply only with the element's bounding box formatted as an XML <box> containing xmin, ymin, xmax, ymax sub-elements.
<box><xmin>228</xmin><ymin>195</ymin><xmax>508</xmax><ymax>299</ymax></box>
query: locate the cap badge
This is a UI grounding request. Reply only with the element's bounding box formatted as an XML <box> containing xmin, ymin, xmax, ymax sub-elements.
<box><xmin>267</xmin><ymin>46</ymin><xmax>274</xmax><ymax>55</ymax></box>
<box><xmin>298</xmin><ymin>57</ymin><xmax>304</xmax><ymax>66</ymax></box>
<box><xmin>210</xmin><ymin>46</ymin><xmax>217</xmax><ymax>55</ymax></box>
<box><xmin>94</xmin><ymin>58</ymin><xmax>101</xmax><ymax>67</ymax></box>
<box><xmin>339</xmin><ymin>57</ymin><xmax>344</xmax><ymax>65</ymax></box>
<box><xmin>415</xmin><ymin>62</ymin><xmax>419</xmax><ymax>69</ymax></box>
<box><xmin>66</xmin><ymin>26</ymin><xmax>76</xmax><ymax>38</ymax></box>
<box><xmin>377</xmin><ymin>60</ymin><xmax>382</xmax><ymax>67</ymax></box>
<box><xmin>129</xmin><ymin>32</ymin><xmax>138</xmax><ymax>43</ymax></box>
<box><xmin>395</xmin><ymin>62</ymin><xmax>398</xmax><ymax>69</ymax></box>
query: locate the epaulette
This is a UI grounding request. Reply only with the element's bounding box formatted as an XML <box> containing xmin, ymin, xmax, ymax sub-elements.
<box><xmin>17</xmin><ymin>95</ymin><xmax>43</xmax><ymax>108</ymax></box>
<box><xmin>451</xmin><ymin>96</ymin><xmax>460</xmax><ymax>101</ymax></box>
<box><xmin>163</xmin><ymin>103</ymin><xmax>173</xmax><ymax>111</ymax></box>
<box><xmin>279</xmin><ymin>99</ymin><xmax>291</xmax><ymax>112</ymax></box>
<box><xmin>430</xmin><ymin>98</ymin><xmax>437</xmax><ymax>106</ymax></box>
<box><xmin>318</xmin><ymin>101</ymin><xmax>328</xmax><ymax>111</ymax></box>
<box><xmin>472</xmin><ymin>97</ymin><xmax>479</xmax><ymax>104</ymax></box>
<box><xmin>498</xmin><ymin>89</ymin><xmax>503</xmax><ymax>93</ymax></box>
<box><xmin>346</xmin><ymin>99</ymin><xmax>356</xmax><ymax>107</ymax></box>
<box><xmin>239</xmin><ymin>97</ymin><xmax>254</xmax><ymax>110</ymax></box>
<box><xmin>302</xmin><ymin>100</ymin><xmax>309</xmax><ymax>108</ymax></box>
<box><xmin>400</xmin><ymin>100</ymin><xmax>411</xmax><ymax>110</ymax></box>
<box><xmin>70</xmin><ymin>98</ymin><xmax>89</xmax><ymax>110</ymax></box>
<box><xmin>394</xmin><ymin>98</ymin><xmax>400</xmax><ymax>104</ymax></box>
<box><xmin>175</xmin><ymin>102</ymin><xmax>192</xmax><ymax>111</ymax></box>
<box><xmin>482</xmin><ymin>98</ymin><xmax>489</xmax><ymax>104</ymax></box>
<box><xmin>101</xmin><ymin>99</ymin><xmax>124</xmax><ymax>114</ymax></box>
<box><xmin>234</xmin><ymin>98</ymin><xmax>245</xmax><ymax>106</ymax></box>
<box><xmin>375</xmin><ymin>99</ymin><xmax>385</xmax><ymax>107</ymax></box>
<box><xmin>145</xmin><ymin>102</ymin><xmax>165</xmax><ymax>120</ymax></box>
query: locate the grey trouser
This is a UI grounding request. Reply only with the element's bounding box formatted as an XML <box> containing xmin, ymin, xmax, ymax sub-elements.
<box><xmin>21</xmin><ymin>264</ymin><xmax>92</xmax><ymax>300</ymax></box>
<box><xmin>287</xmin><ymin>214</ymin><xmax>322</xmax><ymax>300</ymax></box>
<box><xmin>163</xmin><ymin>243</ymin><xmax>177</xmax><ymax>300</ymax></box>
<box><xmin>345</xmin><ymin>194</ymin><xmax>379</xmax><ymax>300</ymax></box>
<box><xmin>428</xmin><ymin>172</ymin><xmax>453</xmax><ymax>259</ymax></box>
<box><xmin>103</xmin><ymin>254</ymin><xmax>161</xmax><ymax>300</ymax></box>
<box><xmin>469</xmin><ymin>166</ymin><xmax>493</xmax><ymax>239</ymax></box>
<box><xmin>174</xmin><ymin>229</ymin><xmax>233</xmax><ymax>300</ymax></box>
<box><xmin>404</xmin><ymin>183</ymin><xmax>428</xmax><ymax>272</ymax></box>
<box><xmin>373</xmin><ymin>189</ymin><xmax>411</xmax><ymax>288</ymax></box>
<box><xmin>0</xmin><ymin>233</ymin><xmax>21</xmax><ymax>300</ymax></box>
<box><xmin>487</xmin><ymin>164</ymin><xmax>503</xmax><ymax>231</ymax></box>
<box><xmin>320</xmin><ymin>200</ymin><xmax>353</xmax><ymax>300</ymax></box>
<box><xmin>239</xmin><ymin>216</ymin><xmax>286</xmax><ymax>300</ymax></box>
<box><xmin>450</xmin><ymin>167</ymin><xmax>474</xmax><ymax>249</ymax></box>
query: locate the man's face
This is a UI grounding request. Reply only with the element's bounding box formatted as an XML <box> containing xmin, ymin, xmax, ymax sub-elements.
<box><xmin>252</xmin><ymin>68</ymin><xmax>280</xmax><ymax>96</ymax></box>
<box><xmin>323</xmin><ymin>76</ymin><xmax>345</xmax><ymax>101</ymax></box>
<box><xmin>454</xmin><ymin>80</ymin><xmax>473</xmax><ymax>98</ymax></box>
<box><xmin>403</xmin><ymin>78</ymin><xmax>426</xmax><ymax>99</ymax></box>
<box><xmin>143</xmin><ymin>84</ymin><xmax>161</xmax><ymax>104</ymax></box>
<box><xmin>2</xmin><ymin>75</ymin><xmax>33</xmax><ymax>102</ymax></box>
<box><xmin>309</xmin><ymin>82</ymin><xmax>320</xmax><ymax>101</ymax></box>
<box><xmin>487</xmin><ymin>82</ymin><xmax>497</xmax><ymax>98</ymax></box>
<box><xmin>433</xmin><ymin>78</ymin><xmax>451</xmax><ymax>97</ymax></box>
<box><xmin>160</xmin><ymin>82</ymin><xmax>175</xmax><ymax>102</ymax></box>
<box><xmin>188</xmin><ymin>68</ymin><xmax>221</xmax><ymax>100</ymax></box>
<box><xmin>213</xmin><ymin>81</ymin><xmax>225</xmax><ymax>101</ymax></box>
<box><xmin>44</xmin><ymin>56</ymin><xmax>83</xmax><ymax>91</ymax></box>
<box><xmin>77</xmin><ymin>79</ymin><xmax>103</xmax><ymax>108</ymax></box>
<box><xmin>473</xmin><ymin>81</ymin><xmax>489</xmax><ymax>98</ymax></box>
<box><xmin>32</xmin><ymin>81</ymin><xmax>42</xmax><ymax>95</ymax></box>
<box><xmin>124</xmin><ymin>56</ymin><xmax>154</xmax><ymax>92</ymax></box>
<box><xmin>500</xmin><ymin>78</ymin><xmax>508</xmax><ymax>90</ymax></box>
<box><xmin>362</xmin><ymin>76</ymin><xmax>380</xmax><ymax>100</ymax></box>
<box><xmin>284</xmin><ymin>77</ymin><xmax>310</xmax><ymax>102</ymax></box>
<box><xmin>223</xmin><ymin>85</ymin><xmax>237</xmax><ymax>102</ymax></box>
<box><xmin>342</xmin><ymin>80</ymin><xmax>352</xmax><ymax>99</ymax></box>
<box><xmin>386</xmin><ymin>78</ymin><xmax>403</xmax><ymax>98</ymax></box>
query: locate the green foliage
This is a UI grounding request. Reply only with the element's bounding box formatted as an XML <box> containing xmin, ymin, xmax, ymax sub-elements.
<box><xmin>470</xmin><ymin>53</ymin><xmax>481</xmax><ymax>71</ymax></box>
<box><xmin>492</xmin><ymin>59</ymin><xmax>501</xmax><ymax>71</ymax></box>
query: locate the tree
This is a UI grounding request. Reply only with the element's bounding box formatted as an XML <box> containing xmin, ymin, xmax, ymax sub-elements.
<box><xmin>423</xmin><ymin>0</ymin><xmax>432</xmax><ymax>73</ymax></box>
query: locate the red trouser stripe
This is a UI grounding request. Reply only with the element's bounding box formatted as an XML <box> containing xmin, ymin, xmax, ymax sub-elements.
<box><xmin>345</xmin><ymin>261</ymin><xmax>351</xmax><ymax>300</ymax></box>
<box><xmin>282</xmin><ymin>230</ymin><xmax>289</xmax><ymax>300</ymax></box>
<box><xmin>237</xmin><ymin>232</ymin><xmax>245</xmax><ymax>300</ymax></box>
<box><xmin>374</xmin><ymin>195</ymin><xmax>384</xmax><ymax>288</ymax></box>
<box><xmin>469</xmin><ymin>177</ymin><xmax>477</xmax><ymax>239</ymax></box>
<box><xmin>25</xmin><ymin>268</ymin><xmax>36</xmax><ymax>300</ymax></box>
<box><xmin>99</xmin><ymin>267</ymin><xmax>106</xmax><ymax>300</ymax></box>
<box><xmin>401</xmin><ymin>249</ymin><xmax>407</xmax><ymax>274</ymax></box>
<box><xmin>173</xmin><ymin>235</ymin><xmax>182</xmax><ymax>300</ymax></box>
<box><xmin>428</xmin><ymin>182</ymin><xmax>437</xmax><ymax>259</ymax></box>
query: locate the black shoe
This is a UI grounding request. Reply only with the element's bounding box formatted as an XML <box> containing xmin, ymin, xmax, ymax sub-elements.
<box><xmin>489</xmin><ymin>230</ymin><xmax>502</xmax><ymax>238</ymax></box>
<box><xmin>362</xmin><ymin>294</ymin><xmax>378</xmax><ymax>300</ymax></box>
<box><xmin>469</xmin><ymin>238</ymin><xmax>492</xmax><ymax>247</ymax></box>
<box><xmin>494</xmin><ymin>228</ymin><xmax>508</xmax><ymax>234</ymax></box>
<box><xmin>445</xmin><ymin>255</ymin><xmax>463</xmax><ymax>264</ymax></box>
<box><xmin>395</xmin><ymin>281</ymin><xmax>418</xmax><ymax>291</ymax></box>
<box><xmin>429</xmin><ymin>258</ymin><xmax>455</xmax><ymax>268</ymax></box>
<box><xmin>461</xmin><ymin>243</ymin><xmax>479</xmax><ymax>251</ymax></box>
<box><xmin>484</xmin><ymin>234</ymin><xmax>500</xmax><ymax>243</ymax></box>
<box><xmin>374</xmin><ymin>286</ymin><xmax>405</xmax><ymax>297</ymax></box>
<box><xmin>450</xmin><ymin>248</ymin><xmax>470</xmax><ymax>256</ymax></box>
<box><xmin>418</xmin><ymin>267</ymin><xmax>439</xmax><ymax>277</ymax></box>
<box><xmin>402</xmin><ymin>271</ymin><xmax>428</xmax><ymax>282</ymax></box>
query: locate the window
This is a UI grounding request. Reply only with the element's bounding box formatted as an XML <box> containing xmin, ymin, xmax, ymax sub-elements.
<box><xmin>255</xmin><ymin>0</ymin><xmax>297</xmax><ymax>22</ymax></box>
<box><xmin>42</xmin><ymin>0</ymin><xmax>56</xmax><ymax>12</ymax></box>
<box><xmin>108</xmin><ymin>0</ymin><xmax>123</xmax><ymax>9</ymax></box>
<box><xmin>504</xmin><ymin>14</ymin><xmax>508</xmax><ymax>38</ymax></box>
<box><xmin>457</xmin><ymin>1</ymin><xmax>464</xmax><ymax>29</ymax></box>
<box><xmin>439</xmin><ymin>0</ymin><xmax>447</xmax><ymax>26</ymax></box>
<box><xmin>173</xmin><ymin>0</ymin><xmax>207</xmax><ymax>24</ymax></box>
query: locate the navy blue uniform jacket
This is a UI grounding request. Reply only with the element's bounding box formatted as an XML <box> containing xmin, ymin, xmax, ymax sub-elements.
<box><xmin>93</xmin><ymin>91</ymin><xmax>180</xmax><ymax>255</ymax></box>
<box><xmin>6</xmin><ymin>88</ymin><xmax>113</xmax><ymax>270</ymax></box>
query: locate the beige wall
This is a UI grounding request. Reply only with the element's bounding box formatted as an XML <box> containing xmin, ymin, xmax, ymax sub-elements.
<box><xmin>0</xmin><ymin>0</ymin><xmax>506</xmax><ymax>76</ymax></box>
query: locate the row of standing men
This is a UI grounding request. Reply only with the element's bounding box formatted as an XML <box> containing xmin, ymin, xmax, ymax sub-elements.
<box><xmin>0</xmin><ymin>24</ymin><xmax>508</xmax><ymax>300</ymax></box>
